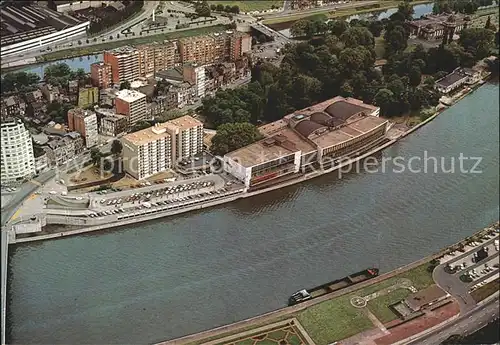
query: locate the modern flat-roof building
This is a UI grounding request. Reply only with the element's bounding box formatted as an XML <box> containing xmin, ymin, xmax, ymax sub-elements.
<box><xmin>49</xmin><ymin>0</ymin><xmax>112</xmax><ymax>13</ymax></box>
<box><xmin>67</xmin><ymin>108</ymin><xmax>99</xmax><ymax>148</ymax></box>
<box><xmin>121</xmin><ymin>123</ymin><xmax>173</xmax><ymax>180</ymax></box>
<box><xmin>104</xmin><ymin>46</ymin><xmax>140</xmax><ymax>84</ymax></box>
<box><xmin>120</xmin><ymin>115</ymin><xmax>203</xmax><ymax>180</ymax></box>
<box><xmin>0</xmin><ymin>3</ymin><xmax>90</xmax><ymax>58</ymax></box>
<box><xmin>90</xmin><ymin>62</ymin><xmax>113</xmax><ymax>88</ymax></box>
<box><xmin>1</xmin><ymin>118</ymin><xmax>36</xmax><ymax>184</ymax></box>
<box><xmin>115</xmin><ymin>89</ymin><xmax>147</xmax><ymax>127</ymax></box>
<box><xmin>224</xmin><ymin>97</ymin><xmax>388</xmax><ymax>188</ymax></box>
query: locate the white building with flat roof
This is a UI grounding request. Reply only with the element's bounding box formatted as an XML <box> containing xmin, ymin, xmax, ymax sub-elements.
<box><xmin>115</xmin><ymin>89</ymin><xmax>147</xmax><ymax>127</ymax></box>
<box><xmin>1</xmin><ymin>119</ymin><xmax>36</xmax><ymax>184</ymax></box>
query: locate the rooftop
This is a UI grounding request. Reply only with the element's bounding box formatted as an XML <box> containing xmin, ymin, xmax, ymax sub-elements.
<box><xmin>1</xmin><ymin>4</ymin><xmax>82</xmax><ymax>47</ymax></box>
<box><xmin>68</xmin><ymin>108</ymin><xmax>96</xmax><ymax>119</ymax></box>
<box><xmin>116</xmin><ymin>89</ymin><xmax>146</xmax><ymax>103</ymax></box>
<box><xmin>405</xmin><ymin>285</ymin><xmax>448</xmax><ymax>311</ymax></box>
<box><xmin>122</xmin><ymin>115</ymin><xmax>201</xmax><ymax>146</ymax></box>
<box><xmin>436</xmin><ymin>69</ymin><xmax>468</xmax><ymax>88</ymax></box>
<box><xmin>167</xmin><ymin>115</ymin><xmax>203</xmax><ymax>130</ymax></box>
<box><xmin>226</xmin><ymin>134</ymin><xmax>300</xmax><ymax>168</ymax></box>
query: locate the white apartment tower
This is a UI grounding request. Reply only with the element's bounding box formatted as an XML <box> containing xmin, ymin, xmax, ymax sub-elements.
<box><xmin>1</xmin><ymin>119</ymin><xmax>36</xmax><ymax>184</ymax></box>
<box><xmin>121</xmin><ymin>124</ymin><xmax>173</xmax><ymax>180</ymax></box>
<box><xmin>115</xmin><ymin>89</ymin><xmax>148</xmax><ymax>127</ymax></box>
<box><xmin>167</xmin><ymin>115</ymin><xmax>204</xmax><ymax>163</ymax></box>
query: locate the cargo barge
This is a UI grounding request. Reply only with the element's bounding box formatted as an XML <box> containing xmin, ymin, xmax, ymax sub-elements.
<box><xmin>288</xmin><ymin>268</ymin><xmax>379</xmax><ymax>305</ymax></box>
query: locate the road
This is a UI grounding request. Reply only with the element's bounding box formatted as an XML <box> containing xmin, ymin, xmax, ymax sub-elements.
<box><xmin>251</xmin><ymin>22</ymin><xmax>291</xmax><ymax>44</ymax></box>
<box><xmin>408</xmin><ymin>296</ymin><xmax>499</xmax><ymax>345</ymax></box>
<box><xmin>261</xmin><ymin>0</ymin><xmax>379</xmax><ymax>19</ymax></box>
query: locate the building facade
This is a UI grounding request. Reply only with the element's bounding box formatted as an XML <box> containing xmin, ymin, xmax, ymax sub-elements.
<box><xmin>104</xmin><ymin>47</ymin><xmax>140</xmax><ymax>84</ymax></box>
<box><xmin>223</xmin><ymin>97</ymin><xmax>388</xmax><ymax>189</ymax></box>
<box><xmin>182</xmin><ymin>64</ymin><xmax>206</xmax><ymax>98</ymax></box>
<box><xmin>91</xmin><ymin>62</ymin><xmax>113</xmax><ymax>88</ymax></box>
<box><xmin>1</xmin><ymin>119</ymin><xmax>36</xmax><ymax>184</ymax></box>
<box><xmin>100</xmin><ymin>114</ymin><xmax>128</xmax><ymax>137</ymax></box>
<box><xmin>121</xmin><ymin>123</ymin><xmax>173</xmax><ymax>180</ymax></box>
<box><xmin>77</xmin><ymin>87</ymin><xmax>99</xmax><ymax>108</ymax></box>
<box><xmin>166</xmin><ymin>115</ymin><xmax>204</xmax><ymax>163</ymax></box>
<box><xmin>67</xmin><ymin>108</ymin><xmax>99</xmax><ymax>148</ymax></box>
<box><xmin>115</xmin><ymin>89</ymin><xmax>148</xmax><ymax>127</ymax></box>
<box><xmin>136</xmin><ymin>41</ymin><xmax>177</xmax><ymax>77</ymax></box>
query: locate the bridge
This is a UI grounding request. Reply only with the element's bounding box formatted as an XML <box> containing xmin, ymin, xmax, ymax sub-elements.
<box><xmin>250</xmin><ymin>22</ymin><xmax>292</xmax><ymax>45</ymax></box>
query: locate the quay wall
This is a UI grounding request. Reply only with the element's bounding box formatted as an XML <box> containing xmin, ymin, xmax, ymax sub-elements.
<box><xmin>157</xmin><ymin>222</ymin><xmax>499</xmax><ymax>345</ymax></box>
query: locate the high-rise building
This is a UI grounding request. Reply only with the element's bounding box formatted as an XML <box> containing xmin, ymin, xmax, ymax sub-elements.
<box><xmin>121</xmin><ymin>123</ymin><xmax>173</xmax><ymax>180</ymax></box>
<box><xmin>1</xmin><ymin>118</ymin><xmax>35</xmax><ymax>184</ymax></box>
<box><xmin>178</xmin><ymin>34</ymin><xmax>225</xmax><ymax>65</ymax></box>
<box><xmin>90</xmin><ymin>62</ymin><xmax>113</xmax><ymax>88</ymax></box>
<box><xmin>166</xmin><ymin>115</ymin><xmax>204</xmax><ymax>163</ymax></box>
<box><xmin>136</xmin><ymin>41</ymin><xmax>177</xmax><ymax>77</ymax></box>
<box><xmin>115</xmin><ymin>89</ymin><xmax>147</xmax><ymax>127</ymax></box>
<box><xmin>67</xmin><ymin>108</ymin><xmax>99</xmax><ymax>148</ymax></box>
<box><xmin>104</xmin><ymin>47</ymin><xmax>140</xmax><ymax>84</ymax></box>
<box><xmin>229</xmin><ymin>32</ymin><xmax>252</xmax><ymax>61</ymax></box>
<box><xmin>120</xmin><ymin>115</ymin><xmax>203</xmax><ymax>180</ymax></box>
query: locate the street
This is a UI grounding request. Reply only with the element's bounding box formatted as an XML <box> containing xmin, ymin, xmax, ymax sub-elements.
<box><xmin>408</xmin><ymin>296</ymin><xmax>499</xmax><ymax>345</ymax></box>
<box><xmin>261</xmin><ymin>0</ymin><xmax>379</xmax><ymax>19</ymax></box>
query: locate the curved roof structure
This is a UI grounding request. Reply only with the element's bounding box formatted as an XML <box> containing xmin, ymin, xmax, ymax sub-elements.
<box><xmin>324</xmin><ymin>101</ymin><xmax>368</xmax><ymax>122</ymax></box>
<box><xmin>294</xmin><ymin>120</ymin><xmax>326</xmax><ymax>138</ymax></box>
<box><xmin>310</xmin><ymin>112</ymin><xmax>333</xmax><ymax>125</ymax></box>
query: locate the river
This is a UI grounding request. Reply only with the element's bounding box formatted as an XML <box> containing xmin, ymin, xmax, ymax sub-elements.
<box><xmin>5</xmin><ymin>83</ymin><xmax>500</xmax><ymax>344</ymax></box>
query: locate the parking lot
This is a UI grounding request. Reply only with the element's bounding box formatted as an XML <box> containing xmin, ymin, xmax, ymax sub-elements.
<box><xmin>443</xmin><ymin>231</ymin><xmax>499</xmax><ymax>291</ymax></box>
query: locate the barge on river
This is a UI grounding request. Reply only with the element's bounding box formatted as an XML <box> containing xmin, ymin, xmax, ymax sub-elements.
<box><xmin>288</xmin><ymin>268</ymin><xmax>379</xmax><ymax>305</ymax></box>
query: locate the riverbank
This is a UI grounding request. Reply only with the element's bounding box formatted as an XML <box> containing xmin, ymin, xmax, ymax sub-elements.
<box><xmin>263</xmin><ymin>0</ymin><xmax>432</xmax><ymax>26</ymax></box>
<box><xmin>0</xmin><ymin>25</ymin><xmax>226</xmax><ymax>70</ymax></box>
<box><xmin>156</xmin><ymin>222</ymin><xmax>499</xmax><ymax>345</ymax></box>
<box><xmin>8</xmin><ymin>74</ymin><xmax>491</xmax><ymax>244</ymax></box>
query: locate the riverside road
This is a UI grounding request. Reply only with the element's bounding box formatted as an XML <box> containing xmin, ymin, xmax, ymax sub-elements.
<box><xmin>5</xmin><ymin>84</ymin><xmax>500</xmax><ymax>344</ymax></box>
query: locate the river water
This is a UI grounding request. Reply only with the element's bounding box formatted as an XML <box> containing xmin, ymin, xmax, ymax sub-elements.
<box><xmin>6</xmin><ymin>83</ymin><xmax>500</xmax><ymax>344</ymax></box>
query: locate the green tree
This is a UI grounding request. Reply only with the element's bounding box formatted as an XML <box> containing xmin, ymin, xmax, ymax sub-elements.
<box><xmin>408</xmin><ymin>66</ymin><xmax>422</xmax><ymax>87</ymax></box>
<box><xmin>211</xmin><ymin>123</ymin><xmax>263</xmax><ymax>156</ymax></box>
<box><xmin>373</xmin><ymin>88</ymin><xmax>396</xmax><ymax>116</ymax></box>
<box><xmin>458</xmin><ymin>28</ymin><xmax>495</xmax><ymax>60</ymax></box>
<box><xmin>230</xmin><ymin>5</ymin><xmax>239</xmax><ymax>14</ymax></box>
<box><xmin>397</xmin><ymin>1</ymin><xmax>414</xmax><ymax>21</ymax></box>
<box><xmin>90</xmin><ymin>148</ymin><xmax>102</xmax><ymax>166</ymax></box>
<box><xmin>111</xmin><ymin>139</ymin><xmax>123</xmax><ymax>156</ymax></box>
<box><xmin>340</xmin><ymin>26</ymin><xmax>374</xmax><ymax>48</ymax></box>
<box><xmin>216</xmin><ymin>4</ymin><xmax>224</xmax><ymax>11</ymax></box>
<box><xmin>384</xmin><ymin>25</ymin><xmax>408</xmax><ymax>55</ymax></box>
<box><xmin>120</xmin><ymin>81</ymin><xmax>131</xmax><ymax>90</ymax></box>
<box><xmin>328</xmin><ymin>20</ymin><xmax>349</xmax><ymax>37</ymax></box>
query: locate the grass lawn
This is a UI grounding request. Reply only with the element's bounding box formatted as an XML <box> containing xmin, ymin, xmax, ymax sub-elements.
<box><xmin>38</xmin><ymin>25</ymin><xmax>225</xmax><ymax>62</ymax></box>
<box><xmin>209</xmin><ymin>1</ymin><xmax>282</xmax><ymax>12</ymax></box>
<box><xmin>297</xmin><ymin>295</ymin><xmax>373</xmax><ymax>345</ymax></box>
<box><xmin>189</xmin><ymin>262</ymin><xmax>436</xmax><ymax>345</ymax></box>
<box><xmin>470</xmin><ymin>278</ymin><xmax>499</xmax><ymax>303</ymax></box>
<box><xmin>367</xmin><ymin>289</ymin><xmax>411</xmax><ymax>323</ymax></box>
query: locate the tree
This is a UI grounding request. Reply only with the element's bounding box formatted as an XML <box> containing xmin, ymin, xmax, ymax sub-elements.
<box><xmin>340</xmin><ymin>26</ymin><xmax>375</xmax><ymax>48</ymax></box>
<box><xmin>328</xmin><ymin>20</ymin><xmax>349</xmax><ymax>37</ymax></box>
<box><xmin>111</xmin><ymin>140</ymin><xmax>123</xmax><ymax>156</ymax></box>
<box><xmin>458</xmin><ymin>28</ymin><xmax>495</xmax><ymax>60</ymax></box>
<box><xmin>120</xmin><ymin>81</ymin><xmax>131</xmax><ymax>90</ymax></box>
<box><xmin>131</xmin><ymin>120</ymin><xmax>151</xmax><ymax>132</ymax></box>
<box><xmin>384</xmin><ymin>25</ymin><xmax>408</xmax><ymax>55</ymax></box>
<box><xmin>397</xmin><ymin>1</ymin><xmax>414</xmax><ymax>21</ymax></box>
<box><xmin>408</xmin><ymin>66</ymin><xmax>422</xmax><ymax>87</ymax></box>
<box><xmin>230</xmin><ymin>5</ymin><xmax>239</xmax><ymax>14</ymax></box>
<box><xmin>373</xmin><ymin>88</ymin><xmax>396</xmax><ymax>116</ymax></box>
<box><xmin>211</xmin><ymin>123</ymin><xmax>263</xmax><ymax>156</ymax></box>
<box><xmin>1</xmin><ymin>71</ymin><xmax>40</xmax><ymax>93</ymax></box>
<box><xmin>216</xmin><ymin>4</ymin><xmax>224</xmax><ymax>11</ymax></box>
<box><xmin>257</xmin><ymin>34</ymin><xmax>267</xmax><ymax>43</ymax></box>
<box><xmin>90</xmin><ymin>148</ymin><xmax>102</xmax><ymax>166</ymax></box>
<box><xmin>368</xmin><ymin>20</ymin><xmax>384</xmax><ymax>37</ymax></box>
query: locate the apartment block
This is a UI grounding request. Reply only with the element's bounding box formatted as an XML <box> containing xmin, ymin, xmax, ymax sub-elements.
<box><xmin>178</xmin><ymin>33</ymin><xmax>225</xmax><ymax>65</ymax></box>
<box><xmin>90</xmin><ymin>62</ymin><xmax>113</xmax><ymax>88</ymax></box>
<box><xmin>115</xmin><ymin>89</ymin><xmax>148</xmax><ymax>127</ymax></box>
<box><xmin>100</xmin><ymin>114</ymin><xmax>128</xmax><ymax>137</ymax></box>
<box><xmin>67</xmin><ymin>108</ymin><xmax>99</xmax><ymax>148</ymax></box>
<box><xmin>167</xmin><ymin>115</ymin><xmax>204</xmax><ymax>163</ymax></box>
<box><xmin>229</xmin><ymin>32</ymin><xmax>252</xmax><ymax>61</ymax></box>
<box><xmin>136</xmin><ymin>41</ymin><xmax>177</xmax><ymax>77</ymax></box>
<box><xmin>104</xmin><ymin>46</ymin><xmax>140</xmax><ymax>84</ymax></box>
<box><xmin>121</xmin><ymin>123</ymin><xmax>173</xmax><ymax>180</ymax></box>
<box><xmin>1</xmin><ymin>118</ymin><xmax>36</xmax><ymax>184</ymax></box>
<box><xmin>120</xmin><ymin>115</ymin><xmax>203</xmax><ymax>180</ymax></box>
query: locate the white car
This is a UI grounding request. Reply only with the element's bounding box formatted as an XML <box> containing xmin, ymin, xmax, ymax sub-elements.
<box><xmin>49</xmin><ymin>191</ymin><xmax>57</xmax><ymax>195</ymax></box>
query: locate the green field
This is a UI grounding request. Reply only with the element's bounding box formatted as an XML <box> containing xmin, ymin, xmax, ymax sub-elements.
<box><xmin>37</xmin><ymin>25</ymin><xmax>226</xmax><ymax>62</ymax></box>
<box><xmin>190</xmin><ymin>262</ymin><xmax>436</xmax><ymax>345</ymax></box>
<box><xmin>470</xmin><ymin>278</ymin><xmax>499</xmax><ymax>303</ymax></box>
<box><xmin>209</xmin><ymin>1</ymin><xmax>282</xmax><ymax>12</ymax></box>
<box><xmin>367</xmin><ymin>289</ymin><xmax>411</xmax><ymax>323</ymax></box>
